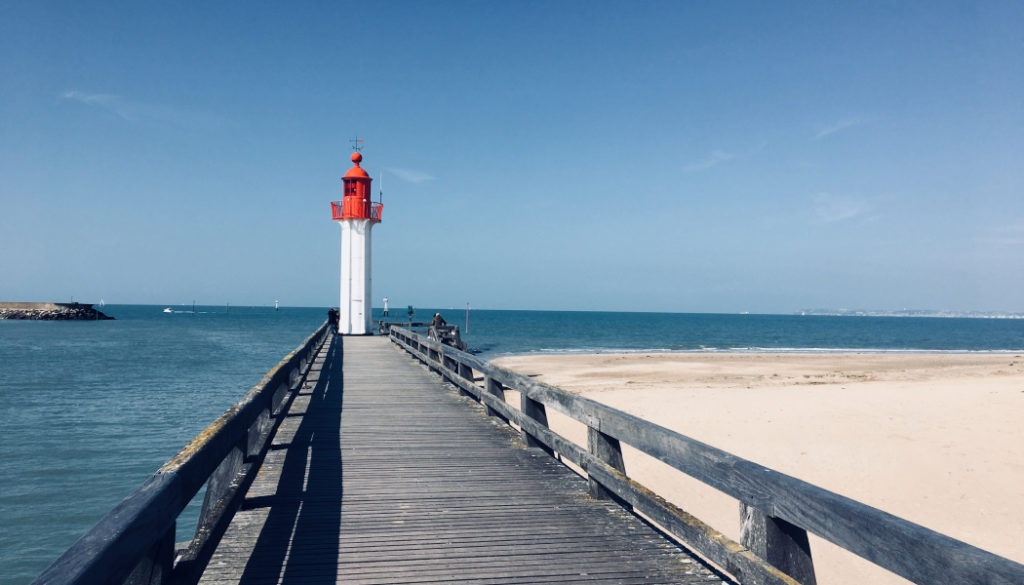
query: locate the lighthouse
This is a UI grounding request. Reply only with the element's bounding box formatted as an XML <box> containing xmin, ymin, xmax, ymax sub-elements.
<box><xmin>331</xmin><ymin>151</ymin><xmax>382</xmax><ymax>335</ymax></box>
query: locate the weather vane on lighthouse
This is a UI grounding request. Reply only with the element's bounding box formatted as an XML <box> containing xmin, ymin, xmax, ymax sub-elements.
<box><xmin>350</xmin><ymin>136</ymin><xmax>364</xmax><ymax>152</ymax></box>
<box><xmin>330</xmin><ymin>141</ymin><xmax>383</xmax><ymax>335</ymax></box>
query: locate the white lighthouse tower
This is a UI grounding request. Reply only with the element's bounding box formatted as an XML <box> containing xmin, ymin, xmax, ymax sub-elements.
<box><xmin>331</xmin><ymin>150</ymin><xmax>382</xmax><ymax>335</ymax></box>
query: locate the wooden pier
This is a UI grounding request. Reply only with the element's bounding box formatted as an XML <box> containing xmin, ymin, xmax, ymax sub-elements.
<box><xmin>32</xmin><ymin>323</ymin><xmax>1024</xmax><ymax>585</ymax></box>
<box><xmin>196</xmin><ymin>335</ymin><xmax>720</xmax><ymax>585</ymax></box>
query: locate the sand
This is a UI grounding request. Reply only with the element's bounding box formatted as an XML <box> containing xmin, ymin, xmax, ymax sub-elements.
<box><xmin>490</xmin><ymin>352</ymin><xmax>1024</xmax><ymax>585</ymax></box>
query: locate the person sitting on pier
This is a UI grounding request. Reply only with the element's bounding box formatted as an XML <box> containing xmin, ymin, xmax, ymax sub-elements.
<box><xmin>431</xmin><ymin>313</ymin><xmax>446</xmax><ymax>328</ymax></box>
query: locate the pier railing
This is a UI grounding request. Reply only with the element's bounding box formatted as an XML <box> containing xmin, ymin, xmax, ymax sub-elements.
<box><xmin>389</xmin><ymin>325</ymin><xmax>1024</xmax><ymax>585</ymax></box>
<box><xmin>32</xmin><ymin>322</ymin><xmax>331</xmax><ymax>585</ymax></box>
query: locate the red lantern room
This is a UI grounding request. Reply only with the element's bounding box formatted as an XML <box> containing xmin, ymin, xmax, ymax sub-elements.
<box><xmin>331</xmin><ymin>152</ymin><xmax>382</xmax><ymax>222</ymax></box>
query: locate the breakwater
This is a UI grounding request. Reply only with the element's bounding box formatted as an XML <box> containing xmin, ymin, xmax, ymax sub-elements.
<box><xmin>0</xmin><ymin>302</ymin><xmax>113</xmax><ymax>320</ymax></box>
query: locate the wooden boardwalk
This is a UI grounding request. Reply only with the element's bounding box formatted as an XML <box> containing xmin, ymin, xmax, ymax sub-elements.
<box><xmin>196</xmin><ymin>335</ymin><xmax>726</xmax><ymax>585</ymax></box>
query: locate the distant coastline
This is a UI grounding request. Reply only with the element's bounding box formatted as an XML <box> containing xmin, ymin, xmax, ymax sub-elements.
<box><xmin>795</xmin><ymin>308</ymin><xmax>1024</xmax><ymax>319</ymax></box>
<box><xmin>0</xmin><ymin>302</ymin><xmax>114</xmax><ymax>320</ymax></box>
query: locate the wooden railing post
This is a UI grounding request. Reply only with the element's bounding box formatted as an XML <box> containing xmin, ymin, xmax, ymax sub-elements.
<box><xmin>520</xmin><ymin>393</ymin><xmax>554</xmax><ymax>457</ymax></box>
<box><xmin>123</xmin><ymin>522</ymin><xmax>175</xmax><ymax>585</ymax></box>
<box><xmin>446</xmin><ymin>354</ymin><xmax>472</xmax><ymax>398</ymax></box>
<box><xmin>247</xmin><ymin>407</ymin><xmax>270</xmax><ymax>458</ymax></box>
<box><xmin>271</xmin><ymin>379</ymin><xmax>289</xmax><ymax>417</ymax></box>
<box><xmin>458</xmin><ymin>362</ymin><xmax>474</xmax><ymax>384</ymax></box>
<box><xmin>452</xmin><ymin>361</ymin><xmax>474</xmax><ymax>399</ymax></box>
<box><xmin>196</xmin><ymin>437</ymin><xmax>245</xmax><ymax>533</ymax></box>
<box><xmin>740</xmin><ymin>503</ymin><xmax>817</xmax><ymax>585</ymax></box>
<box><xmin>483</xmin><ymin>375</ymin><xmax>509</xmax><ymax>423</ymax></box>
<box><xmin>587</xmin><ymin>427</ymin><xmax>629</xmax><ymax>508</ymax></box>
<box><xmin>249</xmin><ymin>378</ymin><xmax>284</xmax><ymax>457</ymax></box>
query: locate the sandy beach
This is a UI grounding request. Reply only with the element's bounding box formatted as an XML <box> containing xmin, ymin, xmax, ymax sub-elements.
<box><xmin>491</xmin><ymin>352</ymin><xmax>1024</xmax><ymax>585</ymax></box>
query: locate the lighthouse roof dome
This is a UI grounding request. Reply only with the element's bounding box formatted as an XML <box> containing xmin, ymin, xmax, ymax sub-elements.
<box><xmin>344</xmin><ymin>151</ymin><xmax>370</xmax><ymax>179</ymax></box>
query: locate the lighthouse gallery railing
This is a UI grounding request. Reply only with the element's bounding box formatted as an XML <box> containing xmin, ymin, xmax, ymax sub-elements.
<box><xmin>330</xmin><ymin>200</ymin><xmax>383</xmax><ymax>222</ymax></box>
<box><xmin>31</xmin><ymin>322</ymin><xmax>331</xmax><ymax>585</ymax></box>
<box><xmin>389</xmin><ymin>325</ymin><xmax>1024</xmax><ymax>585</ymax></box>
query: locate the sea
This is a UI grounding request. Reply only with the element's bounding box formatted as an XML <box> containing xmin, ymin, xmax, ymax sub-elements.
<box><xmin>2</xmin><ymin>304</ymin><xmax>1023</xmax><ymax>584</ymax></box>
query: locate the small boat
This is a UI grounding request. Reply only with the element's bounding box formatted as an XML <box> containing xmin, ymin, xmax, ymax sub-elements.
<box><xmin>163</xmin><ymin>307</ymin><xmax>173</xmax><ymax>313</ymax></box>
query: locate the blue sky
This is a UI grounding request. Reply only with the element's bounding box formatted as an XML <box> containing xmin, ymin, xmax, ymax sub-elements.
<box><xmin>2</xmin><ymin>1</ymin><xmax>1022</xmax><ymax>313</ymax></box>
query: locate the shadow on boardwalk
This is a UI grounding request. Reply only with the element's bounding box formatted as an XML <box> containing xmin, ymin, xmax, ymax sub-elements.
<box><xmin>236</xmin><ymin>336</ymin><xmax>344</xmax><ymax>585</ymax></box>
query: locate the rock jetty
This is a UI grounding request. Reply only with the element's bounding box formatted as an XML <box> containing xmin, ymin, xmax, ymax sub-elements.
<box><xmin>0</xmin><ymin>302</ymin><xmax>115</xmax><ymax>320</ymax></box>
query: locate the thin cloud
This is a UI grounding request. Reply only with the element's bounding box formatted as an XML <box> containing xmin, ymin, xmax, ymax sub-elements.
<box><xmin>983</xmin><ymin>223</ymin><xmax>1024</xmax><ymax>246</ymax></box>
<box><xmin>61</xmin><ymin>90</ymin><xmax>120</xmax><ymax>109</ymax></box>
<box><xmin>814</xmin><ymin>117</ymin><xmax>870</xmax><ymax>139</ymax></box>
<box><xmin>813</xmin><ymin>193</ymin><xmax>871</xmax><ymax>223</ymax></box>
<box><xmin>682</xmin><ymin>150</ymin><xmax>734</xmax><ymax>173</ymax></box>
<box><xmin>383</xmin><ymin>167</ymin><xmax>436</xmax><ymax>184</ymax></box>
<box><xmin>60</xmin><ymin>90</ymin><xmax>224</xmax><ymax>127</ymax></box>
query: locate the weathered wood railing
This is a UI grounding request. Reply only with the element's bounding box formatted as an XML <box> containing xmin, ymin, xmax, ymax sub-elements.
<box><xmin>32</xmin><ymin>322</ymin><xmax>332</xmax><ymax>585</ymax></box>
<box><xmin>389</xmin><ymin>326</ymin><xmax>1024</xmax><ymax>585</ymax></box>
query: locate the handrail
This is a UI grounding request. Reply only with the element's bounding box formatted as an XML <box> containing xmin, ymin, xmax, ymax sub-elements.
<box><xmin>32</xmin><ymin>322</ymin><xmax>332</xmax><ymax>585</ymax></box>
<box><xmin>389</xmin><ymin>325</ymin><xmax>1024</xmax><ymax>585</ymax></box>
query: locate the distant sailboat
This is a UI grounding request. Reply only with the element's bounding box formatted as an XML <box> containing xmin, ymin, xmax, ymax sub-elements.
<box><xmin>274</xmin><ymin>300</ymin><xmax>280</xmax><ymax>311</ymax></box>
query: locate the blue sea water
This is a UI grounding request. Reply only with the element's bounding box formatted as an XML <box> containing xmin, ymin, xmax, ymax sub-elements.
<box><xmin>2</xmin><ymin>305</ymin><xmax>1023</xmax><ymax>584</ymax></box>
<box><xmin>0</xmin><ymin>305</ymin><xmax>325</xmax><ymax>585</ymax></box>
<box><xmin>454</xmin><ymin>309</ymin><xmax>1024</xmax><ymax>355</ymax></box>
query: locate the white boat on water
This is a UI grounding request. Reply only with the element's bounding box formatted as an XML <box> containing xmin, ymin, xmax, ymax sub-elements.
<box><xmin>163</xmin><ymin>307</ymin><xmax>173</xmax><ymax>313</ymax></box>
